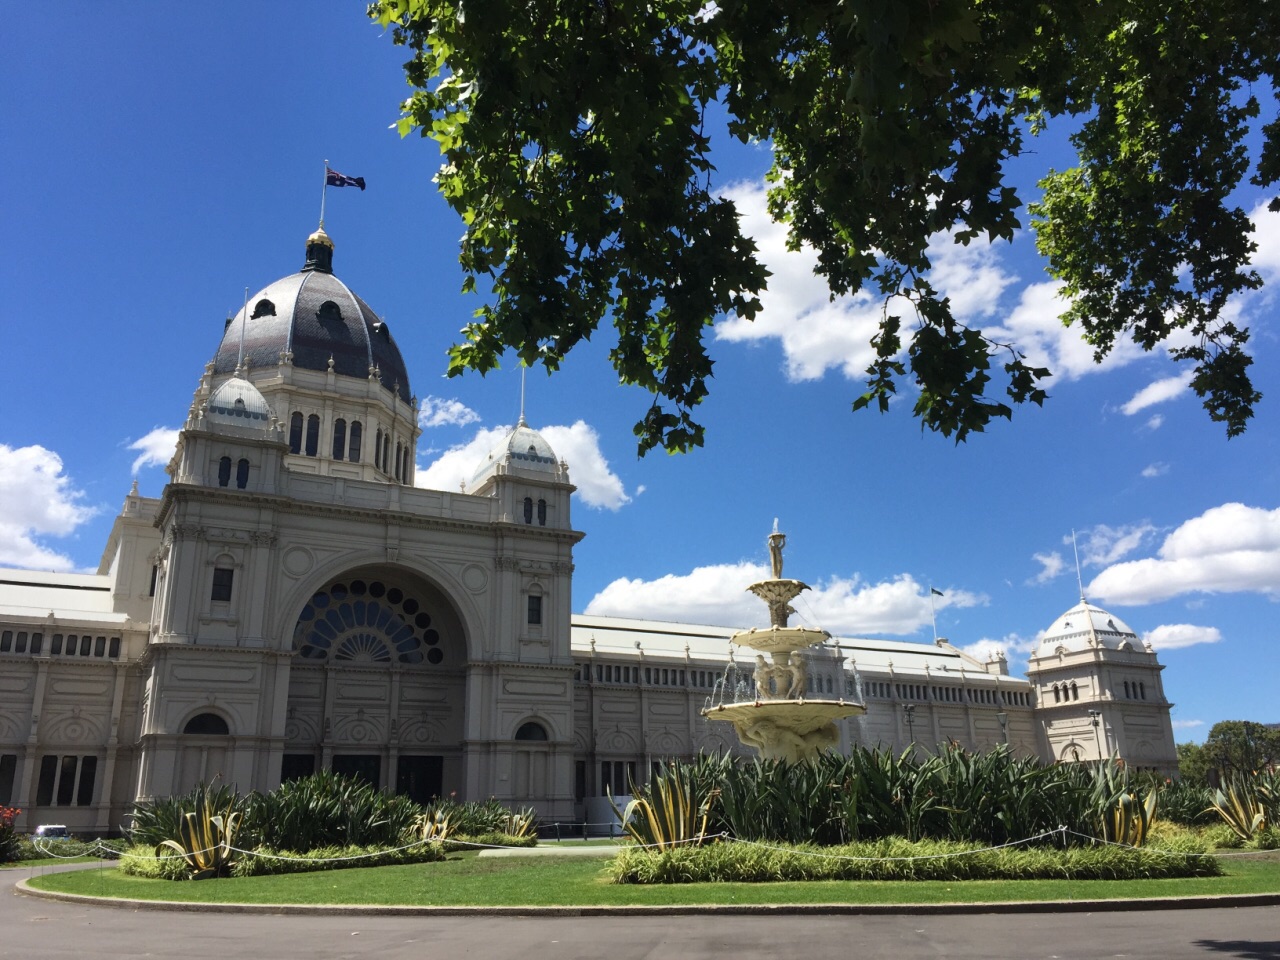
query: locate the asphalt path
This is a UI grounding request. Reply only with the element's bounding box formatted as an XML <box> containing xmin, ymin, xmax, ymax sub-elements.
<box><xmin>3</xmin><ymin>862</ymin><xmax>1277</xmax><ymax>960</ymax></box>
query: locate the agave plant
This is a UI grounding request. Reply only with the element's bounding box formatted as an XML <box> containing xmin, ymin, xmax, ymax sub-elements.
<box><xmin>500</xmin><ymin>807</ymin><xmax>538</xmax><ymax>839</ymax></box>
<box><xmin>614</xmin><ymin>763</ymin><xmax>712</xmax><ymax>851</ymax></box>
<box><xmin>1209</xmin><ymin>775</ymin><xmax>1269</xmax><ymax>841</ymax></box>
<box><xmin>1089</xmin><ymin>759</ymin><xmax>1158</xmax><ymax>847</ymax></box>
<box><xmin>413</xmin><ymin>806</ymin><xmax>453</xmax><ymax>841</ymax></box>
<box><xmin>156</xmin><ymin>783</ymin><xmax>242</xmax><ymax>879</ymax></box>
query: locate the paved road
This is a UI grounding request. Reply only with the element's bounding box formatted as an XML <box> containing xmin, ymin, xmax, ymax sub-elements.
<box><xmin>3</xmin><ymin>863</ymin><xmax>1277</xmax><ymax>960</ymax></box>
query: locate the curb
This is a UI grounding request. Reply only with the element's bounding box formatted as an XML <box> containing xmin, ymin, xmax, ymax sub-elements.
<box><xmin>16</xmin><ymin>880</ymin><xmax>1280</xmax><ymax>917</ymax></box>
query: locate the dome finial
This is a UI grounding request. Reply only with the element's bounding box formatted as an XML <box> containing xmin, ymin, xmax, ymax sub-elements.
<box><xmin>303</xmin><ymin>222</ymin><xmax>334</xmax><ymax>273</ymax></box>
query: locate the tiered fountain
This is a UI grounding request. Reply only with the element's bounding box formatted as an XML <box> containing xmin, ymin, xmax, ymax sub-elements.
<box><xmin>702</xmin><ymin>526</ymin><xmax>866</xmax><ymax>763</ymax></box>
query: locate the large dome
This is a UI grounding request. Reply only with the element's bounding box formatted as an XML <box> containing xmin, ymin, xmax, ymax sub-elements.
<box><xmin>211</xmin><ymin>228</ymin><xmax>411</xmax><ymax>403</ymax></box>
<box><xmin>1036</xmin><ymin>600</ymin><xmax>1143</xmax><ymax>656</ymax></box>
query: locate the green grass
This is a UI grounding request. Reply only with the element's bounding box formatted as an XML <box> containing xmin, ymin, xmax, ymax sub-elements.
<box><xmin>26</xmin><ymin>850</ymin><xmax>1280</xmax><ymax>907</ymax></box>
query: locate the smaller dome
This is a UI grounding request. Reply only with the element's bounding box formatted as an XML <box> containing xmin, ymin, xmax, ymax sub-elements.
<box><xmin>470</xmin><ymin>417</ymin><xmax>561</xmax><ymax>487</ymax></box>
<box><xmin>205</xmin><ymin>376</ymin><xmax>274</xmax><ymax>429</ymax></box>
<box><xmin>1036</xmin><ymin>600</ymin><xmax>1140</xmax><ymax>656</ymax></box>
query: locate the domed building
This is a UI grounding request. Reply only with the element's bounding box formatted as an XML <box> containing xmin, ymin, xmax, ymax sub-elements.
<box><xmin>0</xmin><ymin>228</ymin><xmax>1178</xmax><ymax>835</ymax></box>
<box><xmin>1025</xmin><ymin>598</ymin><xmax>1177</xmax><ymax>772</ymax></box>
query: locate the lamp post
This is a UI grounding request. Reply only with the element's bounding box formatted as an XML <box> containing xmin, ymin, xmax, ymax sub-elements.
<box><xmin>902</xmin><ymin>703</ymin><xmax>916</xmax><ymax>752</ymax></box>
<box><xmin>996</xmin><ymin>710</ymin><xmax>1008</xmax><ymax>746</ymax></box>
<box><xmin>1087</xmin><ymin>709</ymin><xmax>1104</xmax><ymax>759</ymax></box>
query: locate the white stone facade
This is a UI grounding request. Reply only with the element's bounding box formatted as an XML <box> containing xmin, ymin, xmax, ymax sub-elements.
<box><xmin>0</xmin><ymin>233</ymin><xmax>1177</xmax><ymax>836</ymax></box>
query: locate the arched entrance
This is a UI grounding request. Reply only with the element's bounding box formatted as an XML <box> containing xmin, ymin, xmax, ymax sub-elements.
<box><xmin>283</xmin><ymin>568</ymin><xmax>467</xmax><ymax>803</ymax></box>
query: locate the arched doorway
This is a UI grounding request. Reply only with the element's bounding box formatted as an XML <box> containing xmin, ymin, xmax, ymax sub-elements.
<box><xmin>283</xmin><ymin>568</ymin><xmax>467</xmax><ymax>803</ymax></box>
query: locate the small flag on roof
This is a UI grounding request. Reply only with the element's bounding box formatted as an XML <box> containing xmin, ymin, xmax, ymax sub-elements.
<box><xmin>326</xmin><ymin>167</ymin><xmax>366</xmax><ymax>190</ymax></box>
<box><xmin>931</xmin><ymin>587</ymin><xmax>944</xmax><ymax>597</ymax></box>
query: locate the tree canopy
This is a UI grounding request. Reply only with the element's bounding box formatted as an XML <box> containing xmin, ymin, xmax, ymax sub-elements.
<box><xmin>1201</xmin><ymin>720</ymin><xmax>1280</xmax><ymax>780</ymax></box>
<box><xmin>371</xmin><ymin>0</ymin><xmax>1275</xmax><ymax>454</ymax></box>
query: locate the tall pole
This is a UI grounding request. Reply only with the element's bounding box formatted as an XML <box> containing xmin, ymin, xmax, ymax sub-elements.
<box><xmin>319</xmin><ymin>159</ymin><xmax>329</xmax><ymax>227</ymax></box>
<box><xmin>1088</xmin><ymin>709</ymin><xmax>1104</xmax><ymax>759</ymax></box>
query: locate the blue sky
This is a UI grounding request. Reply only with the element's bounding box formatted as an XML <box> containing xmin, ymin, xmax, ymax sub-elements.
<box><xmin>3</xmin><ymin>4</ymin><xmax>1277</xmax><ymax>741</ymax></box>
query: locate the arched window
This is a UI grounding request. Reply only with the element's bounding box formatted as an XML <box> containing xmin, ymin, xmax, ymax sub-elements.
<box><xmin>183</xmin><ymin>713</ymin><xmax>229</xmax><ymax>735</ymax></box>
<box><xmin>251</xmin><ymin>298</ymin><xmax>275</xmax><ymax>318</ymax></box>
<box><xmin>305</xmin><ymin>414</ymin><xmax>320</xmax><ymax>456</ymax></box>
<box><xmin>317</xmin><ymin>300</ymin><xmax>342</xmax><ymax>322</ymax></box>
<box><xmin>1070</xmin><ymin>682</ymin><xmax>1079</xmax><ymax>701</ymax></box>
<box><xmin>1139</xmin><ymin>681</ymin><xmax>1146</xmax><ymax>699</ymax></box>
<box><xmin>217</xmin><ymin>456</ymin><xmax>231</xmax><ymax>487</ymax></box>
<box><xmin>515</xmin><ymin>721</ymin><xmax>548</xmax><ymax>741</ymax></box>
<box><xmin>1053</xmin><ymin>684</ymin><xmax>1061</xmax><ymax>703</ymax></box>
<box><xmin>537</xmin><ymin>498</ymin><xmax>547</xmax><ymax>526</ymax></box>
<box><xmin>383</xmin><ymin>434</ymin><xmax>391</xmax><ymax>472</ymax></box>
<box><xmin>523</xmin><ymin>497</ymin><xmax>534</xmax><ymax>524</ymax></box>
<box><xmin>332</xmin><ymin>418</ymin><xmax>347</xmax><ymax>460</ymax></box>
<box><xmin>236</xmin><ymin>458</ymin><xmax>250</xmax><ymax>489</ymax></box>
<box><xmin>289</xmin><ymin>412</ymin><xmax>303</xmax><ymax>454</ymax></box>
<box><xmin>349</xmin><ymin>421</ymin><xmax>362</xmax><ymax>462</ymax></box>
<box><xmin>375</xmin><ymin>427</ymin><xmax>383</xmax><ymax>468</ymax></box>
<box><xmin>395</xmin><ymin>442</ymin><xmax>404</xmax><ymax>482</ymax></box>
<box><xmin>1124</xmin><ymin>680</ymin><xmax>1131</xmax><ymax>698</ymax></box>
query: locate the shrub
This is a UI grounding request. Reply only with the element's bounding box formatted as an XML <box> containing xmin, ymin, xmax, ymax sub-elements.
<box><xmin>1202</xmin><ymin>823</ymin><xmax>1245</xmax><ymax>849</ymax></box>
<box><xmin>241</xmin><ymin>771</ymin><xmax>419</xmax><ymax>851</ymax></box>
<box><xmin>442</xmin><ymin>832</ymin><xmax>538</xmax><ymax>850</ymax></box>
<box><xmin>0</xmin><ymin>806</ymin><xmax>20</xmax><ymax>863</ymax></box>
<box><xmin>119</xmin><ymin>843</ymin><xmax>191</xmax><ymax>880</ymax></box>
<box><xmin>608</xmin><ymin>836</ymin><xmax>1222</xmax><ymax>885</ymax></box>
<box><xmin>231</xmin><ymin>841</ymin><xmax>444</xmax><ymax>877</ymax></box>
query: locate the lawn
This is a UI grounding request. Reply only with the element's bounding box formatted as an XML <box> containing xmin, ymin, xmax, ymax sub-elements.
<box><xmin>26</xmin><ymin>849</ymin><xmax>1280</xmax><ymax>908</ymax></box>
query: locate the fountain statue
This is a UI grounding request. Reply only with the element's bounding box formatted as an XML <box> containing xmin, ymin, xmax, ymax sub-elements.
<box><xmin>702</xmin><ymin>524</ymin><xmax>866</xmax><ymax>763</ymax></box>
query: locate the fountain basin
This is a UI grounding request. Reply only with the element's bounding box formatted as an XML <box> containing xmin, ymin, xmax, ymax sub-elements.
<box><xmin>702</xmin><ymin>699</ymin><xmax>867</xmax><ymax>764</ymax></box>
<box><xmin>730</xmin><ymin>625</ymin><xmax>830</xmax><ymax>654</ymax></box>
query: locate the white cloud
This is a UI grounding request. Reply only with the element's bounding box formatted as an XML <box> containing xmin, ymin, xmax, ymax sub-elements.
<box><xmin>1246</xmin><ymin>200</ymin><xmax>1280</xmax><ymax>278</ymax></box>
<box><xmin>1145</xmin><ymin>414</ymin><xmax>1165</xmax><ymax>431</ymax></box>
<box><xmin>128</xmin><ymin>427</ymin><xmax>179</xmax><ymax>474</ymax></box>
<box><xmin>986</xmin><ymin>279</ymin><xmax>1145</xmax><ymax>382</ymax></box>
<box><xmin>1089</xmin><ymin>503</ymin><xmax>1280</xmax><ymax>605</ymax></box>
<box><xmin>416</xmin><ymin>421</ymin><xmax>630</xmax><ymax>510</ymax></box>
<box><xmin>1120</xmin><ymin>373</ymin><xmax>1194</xmax><ymax>416</ymax></box>
<box><xmin>1141</xmin><ymin>462</ymin><xmax>1169</xmax><ymax>479</ymax></box>
<box><xmin>1030</xmin><ymin>551</ymin><xmax>1064</xmax><ymax>585</ymax></box>
<box><xmin>585</xmin><ymin>563</ymin><xmax>984</xmax><ymax>636</ymax></box>
<box><xmin>1143</xmin><ymin>623</ymin><xmax>1223</xmax><ymax>650</ymax></box>
<box><xmin>1171</xmin><ymin>719</ymin><xmax>1205</xmax><ymax>731</ymax></box>
<box><xmin>415</xmin><ymin>427</ymin><xmax>503</xmax><ymax>492</ymax></box>
<box><xmin>714</xmin><ymin>180</ymin><xmax>1014</xmax><ymax>384</ymax></box>
<box><xmin>0</xmin><ymin>445</ymin><xmax>97</xmax><ymax>571</ymax></box>
<box><xmin>540</xmin><ymin>422</ymin><xmax>630</xmax><ymax>510</ymax></box>
<box><xmin>418</xmin><ymin>396</ymin><xmax>481</xmax><ymax>430</ymax></box>
<box><xmin>1073</xmin><ymin>523</ymin><xmax>1157</xmax><ymax>567</ymax></box>
<box><xmin>959</xmin><ymin>632</ymin><xmax>1038</xmax><ymax>668</ymax></box>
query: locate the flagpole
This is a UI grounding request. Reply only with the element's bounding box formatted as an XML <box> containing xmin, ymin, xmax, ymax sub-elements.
<box><xmin>319</xmin><ymin>159</ymin><xmax>329</xmax><ymax>227</ymax></box>
<box><xmin>929</xmin><ymin>587</ymin><xmax>938</xmax><ymax>642</ymax></box>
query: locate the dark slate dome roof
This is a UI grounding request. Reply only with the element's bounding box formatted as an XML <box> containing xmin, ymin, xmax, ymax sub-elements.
<box><xmin>212</xmin><ymin>228</ymin><xmax>411</xmax><ymax>403</ymax></box>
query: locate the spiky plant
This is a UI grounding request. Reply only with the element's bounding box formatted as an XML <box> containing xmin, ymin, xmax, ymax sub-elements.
<box><xmin>1209</xmin><ymin>775</ymin><xmax>1269</xmax><ymax>841</ymax></box>
<box><xmin>614</xmin><ymin>763</ymin><xmax>712</xmax><ymax>851</ymax></box>
<box><xmin>156</xmin><ymin>783</ymin><xmax>242</xmax><ymax>879</ymax></box>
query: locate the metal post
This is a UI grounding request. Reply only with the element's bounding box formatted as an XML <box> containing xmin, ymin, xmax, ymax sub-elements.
<box><xmin>1088</xmin><ymin>709</ymin><xmax>1104</xmax><ymax>759</ymax></box>
<box><xmin>996</xmin><ymin>711</ymin><xmax>1008</xmax><ymax>745</ymax></box>
<box><xmin>903</xmin><ymin>703</ymin><xmax>916</xmax><ymax>753</ymax></box>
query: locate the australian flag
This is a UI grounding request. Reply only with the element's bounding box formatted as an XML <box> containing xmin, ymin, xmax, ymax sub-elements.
<box><xmin>326</xmin><ymin>167</ymin><xmax>366</xmax><ymax>190</ymax></box>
